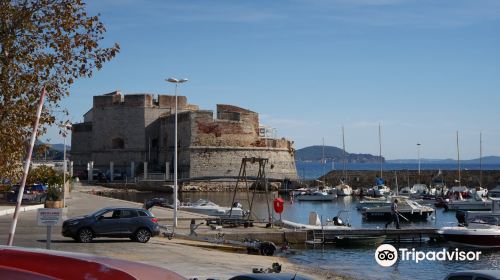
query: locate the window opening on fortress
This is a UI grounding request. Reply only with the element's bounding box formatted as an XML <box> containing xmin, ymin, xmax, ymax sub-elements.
<box><xmin>112</xmin><ymin>138</ymin><xmax>124</xmax><ymax>149</ymax></box>
<box><xmin>217</xmin><ymin>111</ymin><xmax>240</xmax><ymax>121</ymax></box>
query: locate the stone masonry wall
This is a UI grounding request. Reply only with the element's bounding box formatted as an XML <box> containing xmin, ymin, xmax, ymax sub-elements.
<box><xmin>189</xmin><ymin>147</ymin><xmax>298</xmax><ymax>180</ymax></box>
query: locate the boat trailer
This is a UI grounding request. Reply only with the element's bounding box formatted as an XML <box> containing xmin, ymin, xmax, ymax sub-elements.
<box><xmin>158</xmin><ymin>223</ymin><xmax>277</xmax><ymax>256</ymax></box>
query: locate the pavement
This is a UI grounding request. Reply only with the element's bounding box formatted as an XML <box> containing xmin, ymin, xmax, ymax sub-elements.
<box><xmin>0</xmin><ymin>204</ymin><xmax>44</xmax><ymax>217</ymax></box>
<box><xmin>0</xmin><ymin>184</ymin><xmax>345</xmax><ymax>279</ymax></box>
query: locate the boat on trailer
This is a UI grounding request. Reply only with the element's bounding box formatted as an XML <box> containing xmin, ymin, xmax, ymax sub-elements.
<box><xmin>177</xmin><ymin>199</ymin><xmax>246</xmax><ymax>218</ymax></box>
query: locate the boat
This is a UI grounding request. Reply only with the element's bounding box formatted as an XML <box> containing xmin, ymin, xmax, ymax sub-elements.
<box><xmin>366</xmin><ymin>125</ymin><xmax>392</xmax><ymax>197</ymax></box>
<box><xmin>362</xmin><ymin>197</ymin><xmax>434</xmax><ymax>221</ymax></box>
<box><xmin>448</xmin><ymin>186</ymin><xmax>470</xmax><ymax>199</ymax></box>
<box><xmin>489</xmin><ymin>186</ymin><xmax>500</xmax><ymax>198</ymax></box>
<box><xmin>336</xmin><ymin>126</ymin><xmax>353</xmax><ymax>197</ymax></box>
<box><xmin>367</xmin><ymin>184</ymin><xmax>392</xmax><ymax>197</ymax></box>
<box><xmin>334</xmin><ymin>234</ymin><xmax>386</xmax><ymax>247</ymax></box>
<box><xmin>356</xmin><ymin>197</ymin><xmax>391</xmax><ymax>210</ymax></box>
<box><xmin>336</xmin><ymin>183</ymin><xmax>353</xmax><ymax>196</ymax></box>
<box><xmin>291</xmin><ymin>187</ymin><xmax>314</xmax><ymax>197</ymax></box>
<box><xmin>296</xmin><ymin>190</ymin><xmax>336</xmax><ymax>201</ymax></box>
<box><xmin>439</xmin><ymin>214</ymin><xmax>500</xmax><ymax>248</ymax></box>
<box><xmin>445</xmin><ymin>194</ymin><xmax>493</xmax><ymax>211</ymax></box>
<box><xmin>439</xmin><ymin>198</ymin><xmax>500</xmax><ymax>248</ymax></box>
<box><xmin>177</xmin><ymin>199</ymin><xmax>246</xmax><ymax>218</ymax></box>
<box><xmin>458</xmin><ymin>198</ymin><xmax>500</xmax><ymax>224</ymax></box>
<box><xmin>469</xmin><ymin>186</ymin><xmax>488</xmax><ymax>197</ymax></box>
<box><xmin>412</xmin><ymin>183</ymin><xmax>434</xmax><ymax>195</ymax></box>
<box><xmin>282</xmin><ymin>211</ymin><xmax>351</xmax><ymax>230</ymax></box>
<box><xmin>432</xmin><ymin>178</ymin><xmax>448</xmax><ymax>197</ymax></box>
<box><xmin>398</xmin><ymin>187</ymin><xmax>415</xmax><ymax>197</ymax></box>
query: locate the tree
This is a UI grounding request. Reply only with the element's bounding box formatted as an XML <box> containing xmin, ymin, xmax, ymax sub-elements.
<box><xmin>0</xmin><ymin>0</ymin><xmax>119</xmax><ymax>180</ymax></box>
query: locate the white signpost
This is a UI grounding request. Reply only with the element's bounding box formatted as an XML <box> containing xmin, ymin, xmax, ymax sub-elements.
<box><xmin>37</xmin><ymin>208</ymin><xmax>62</xmax><ymax>249</ymax></box>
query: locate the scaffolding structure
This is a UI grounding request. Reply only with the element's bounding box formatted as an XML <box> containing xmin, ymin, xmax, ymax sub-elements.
<box><xmin>229</xmin><ymin>157</ymin><xmax>273</xmax><ymax>226</ymax></box>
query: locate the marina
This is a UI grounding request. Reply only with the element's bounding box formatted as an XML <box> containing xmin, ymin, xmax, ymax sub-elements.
<box><xmin>97</xmin><ymin>184</ymin><xmax>500</xmax><ymax>279</ymax></box>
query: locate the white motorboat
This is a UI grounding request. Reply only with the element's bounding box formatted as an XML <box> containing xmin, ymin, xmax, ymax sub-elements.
<box><xmin>469</xmin><ymin>186</ymin><xmax>488</xmax><ymax>197</ymax></box>
<box><xmin>336</xmin><ymin>183</ymin><xmax>353</xmax><ymax>196</ymax></box>
<box><xmin>439</xmin><ymin>200</ymin><xmax>500</xmax><ymax>248</ymax></box>
<box><xmin>362</xmin><ymin>197</ymin><xmax>434</xmax><ymax>221</ymax></box>
<box><xmin>411</xmin><ymin>183</ymin><xmax>435</xmax><ymax>196</ymax></box>
<box><xmin>291</xmin><ymin>187</ymin><xmax>314</xmax><ymax>197</ymax></box>
<box><xmin>398</xmin><ymin>187</ymin><xmax>415</xmax><ymax>197</ymax></box>
<box><xmin>178</xmin><ymin>199</ymin><xmax>246</xmax><ymax>218</ymax></box>
<box><xmin>296</xmin><ymin>190</ymin><xmax>336</xmax><ymax>201</ymax></box>
<box><xmin>489</xmin><ymin>186</ymin><xmax>500</xmax><ymax>198</ymax></box>
<box><xmin>446</xmin><ymin>194</ymin><xmax>493</xmax><ymax>211</ymax></box>
<box><xmin>281</xmin><ymin>212</ymin><xmax>350</xmax><ymax>230</ymax></box>
<box><xmin>367</xmin><ymin>184</ymin><xmax>391</xmax><ymax>197</ymax></box>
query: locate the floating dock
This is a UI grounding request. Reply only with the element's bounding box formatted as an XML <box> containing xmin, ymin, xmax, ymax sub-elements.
<box><xmin>306</xmin><ymin>228</ymin><xmax>440</xmax><ymax>244</ymax></box>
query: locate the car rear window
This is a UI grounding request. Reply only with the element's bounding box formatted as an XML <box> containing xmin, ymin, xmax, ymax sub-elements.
<box><xmin>121</xmin><ymin>210</ymin><xmax>138</xmax><ymax>218</ymax></box>
<box><xmin>138</xmin><ymin>210</ymin><xmax>150</xmax><ymax>217</ymax></box>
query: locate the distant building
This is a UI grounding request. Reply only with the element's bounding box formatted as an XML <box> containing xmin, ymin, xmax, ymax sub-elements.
<box><xmin>71</xmin><ymin>91</ymin><xmax>298</xmax><ymax>181</ymax></box>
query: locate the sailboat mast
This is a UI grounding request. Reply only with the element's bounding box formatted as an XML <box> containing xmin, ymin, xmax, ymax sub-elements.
<box><xmin>322</xmin><ymin>137</ymin><xmax>326</xmax><ymax>185</ymax></box>
<box><xmin>480</xmin><ymin>132</ymin><xmax>483</xmax><ymax>188</ymax></box>
<box><xmin>379</xmin><ymin>124</ymin><xmax>383</xmax><ymax>178</ymax></box>
<box><xmin>342</xmin><ymin>125</ymin><xmax>347</xmax><ymax>180</ymax></box>
<box><xmin>457</xmin><ymin>131</ymin><xmax>461</xmax><ymax>185</ymax></box>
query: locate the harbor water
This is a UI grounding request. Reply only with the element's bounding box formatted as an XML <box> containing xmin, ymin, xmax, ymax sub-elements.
<box><xmin>103</xmin><ymin>190</ymin><xmax>500</xmax><ymax>279</ymax></box>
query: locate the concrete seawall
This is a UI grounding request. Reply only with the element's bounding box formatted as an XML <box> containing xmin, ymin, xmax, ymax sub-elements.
<box><xmin>322</xmin><ymin>170</ymin><xmax>500</xmax><ymax>189</ymax></box>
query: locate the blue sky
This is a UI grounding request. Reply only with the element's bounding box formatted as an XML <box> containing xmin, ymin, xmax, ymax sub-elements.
<box><xmin>44</xmin><ymin>0</ymin><xmax>500</xmax><ymax>160</ymax></box>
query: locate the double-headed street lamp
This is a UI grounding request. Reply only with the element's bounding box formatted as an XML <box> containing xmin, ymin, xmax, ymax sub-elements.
<box><xmin>166</xmin><ymin>77</ymin><xmax>188</xmax><ymax>227</ymax></box>
<box><xmin>59</xmin><ymin>123</ymin><xmax>72</xmax><ymax>207</ymax></box>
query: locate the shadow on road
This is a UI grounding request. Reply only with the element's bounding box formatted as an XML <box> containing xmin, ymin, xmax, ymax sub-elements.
<box><xmin>37</xmin><ymin>239</ymin><xmax>136</xmax><ymax>244</ymax></box>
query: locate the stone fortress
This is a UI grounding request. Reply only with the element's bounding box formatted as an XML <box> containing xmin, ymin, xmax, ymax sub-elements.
<box><xmin>71</xmin><ymin>91</ymin><xmax>298</xmax><ymax>183</ymax></box>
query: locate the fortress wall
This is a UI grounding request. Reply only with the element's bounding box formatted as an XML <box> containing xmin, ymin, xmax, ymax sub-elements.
<box><xmin>191</xmin><ymin>108</ymin><xmax>259</xmax><ymax>147</ymax></box>
<box><xmin>189</xmin><ymin>147</ymin><xmax>298</xmax><ymax>180</ymax></box>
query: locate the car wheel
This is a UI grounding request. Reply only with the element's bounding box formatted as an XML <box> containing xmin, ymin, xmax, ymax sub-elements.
<box><xmin>135</xmin><ymin>228</ymin><xmax>151</xmax><ymax>243</ymax></box>
<box><xmin>77</xmin><ymin>228</ymin><xmax>93</xmax><ymax>243</ymax></box>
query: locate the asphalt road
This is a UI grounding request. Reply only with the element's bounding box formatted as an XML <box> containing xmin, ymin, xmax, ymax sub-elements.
<box><xmin>0</xmin><ymin>187</ymin><xmax>331</xmax><ymax>279</ymax></box>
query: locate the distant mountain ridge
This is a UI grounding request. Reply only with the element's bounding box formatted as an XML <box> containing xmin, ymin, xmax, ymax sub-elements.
<box><xmin>295</xmin><ymin>145</ymin><xmax>384</xmax><ymax>163</ymax></box>
<box><xmin>388</xmin><ymin>156</ymin><xmax>500</xmax><ymax>164</ymax></box>
<box><xmin>33</xmin><ymin>141</ymin><xmax>70</xmax><ymax>160</ymax></box>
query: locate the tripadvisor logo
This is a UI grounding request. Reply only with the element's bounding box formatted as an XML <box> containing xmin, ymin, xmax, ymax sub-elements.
<box><xmin>375</xmin><ymin>244</ymin><xmax>398</xmax><ymax>267</ymax></box>
<box><xmin>375</xmin><ymin>244</ymin><xmax>482</xmax><ymax>267</ymax></box>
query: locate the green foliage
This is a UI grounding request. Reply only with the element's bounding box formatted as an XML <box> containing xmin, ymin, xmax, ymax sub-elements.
<box><xmin>28</xmin><ymin>165</ymin><xmax>64</xmax><ymax>201</ymax></box>
<box><xmin>46</xmin><ymin>185</ymin><xmax>62</xmax><ymax>201</ymax></box>
<box><xmin>0</xmin><ymin>0</ymin><xmax>119</xmax><ymax>180</ymax></box>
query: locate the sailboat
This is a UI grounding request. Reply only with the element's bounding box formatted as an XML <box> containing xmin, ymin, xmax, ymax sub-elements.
<box><xmin>367</xmin><ymin>124</ymin><xmax>391</xmax><ymax>197</ymax></box>
<box><xmin>336</xmin><ymin>126</ymin><xmax>353</xmax><ymax>196</ymax></box>
<box><xmin>446</xmin><ymin>132</ymin><xmax>492</xmax><ymax>211</ymax></box>
<box><xmin>447</xmin><ymin>131</ymin><xmax>470</xmax><ymax>199</ymax></box>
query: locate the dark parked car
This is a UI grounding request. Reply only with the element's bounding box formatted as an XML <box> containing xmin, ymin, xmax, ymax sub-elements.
<box><xmin>7</xmin><ymin>184</ymin><xmax>48</xmax><ymax>203</ymax></box>
<box><xmin>62</xmin><ymin>207</ymin><xmax>160</xmax><ymax>243</ymax></box>
<box><xmin>444</xmin><ymin>270</ymin><xmax>500</xmax><ymax>280</ymax></box>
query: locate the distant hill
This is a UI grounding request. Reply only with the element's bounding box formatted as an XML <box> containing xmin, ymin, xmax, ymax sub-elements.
<box><xmin>295</xmin><ymin>145</ymin><xmax>384</xmax><ymax>163</ymax></box>
<box><xmin>387</xmin><ymin>156</ymin><xmax>500</xmax><ymax>164</ymax></box>
<box><xmin>50</xmin><ymin>143</ymin><xmax>71</xmax><ymax>152</ymax></box>
<box><xmin>33</xmin><ymin>141</ymin><xmax>70</xmax><ymax>160</ymax></box>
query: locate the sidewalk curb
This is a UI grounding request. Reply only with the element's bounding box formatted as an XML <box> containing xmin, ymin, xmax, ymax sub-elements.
<box><xmin>0</xmin><ymin>204</ymin><xmax>45</xmax><ymax>217</ymax></box>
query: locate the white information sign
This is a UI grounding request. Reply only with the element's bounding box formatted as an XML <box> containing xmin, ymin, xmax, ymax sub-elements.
<box><xmin>37</xmin><ymin>208</ymin><xmax>63</xmax><ymax>226</ymax></box>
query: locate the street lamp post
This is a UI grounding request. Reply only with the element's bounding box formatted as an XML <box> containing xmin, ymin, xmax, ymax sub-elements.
<box><xmin>166</xmin><ymin>77</ymin><xmax>188</xmax><ymax>228</ymax></box>
<box><xmin>59</xmin><ymin>123</ymin><xmax>72</xmax><ymax>207</ymax></box>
